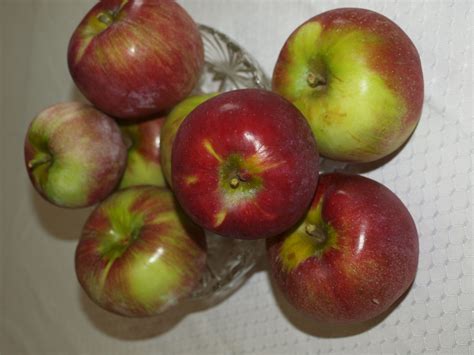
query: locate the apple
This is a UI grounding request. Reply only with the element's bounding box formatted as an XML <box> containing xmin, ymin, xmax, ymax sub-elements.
<box><xmin>160</xmin><ymin>93</ymin><xmax>217</xmax><ymax>188</ymax></box>
<box><xmin>68</xmin><ymin>0</ymin><xmax>204</xmax><ymax>119</ymax></box>
<box><xmin>75</xmin><ymin>186</ymin><xmax>207</xmax><ymax>317</ymax></box>
<box><xmin>119</xmin><ymin>117</ymin><xmax>166</xmax><ymax>189</ymax></box>
<box><xmin>172</xmin><ymin>89</ymin><xmax>320</xmax><ymax>240</ymax></box>
<box><xmin>272</xmin><ymin>8</ymin><xmax>424</xmax><ymax>162</ymax></box>
<box><xmin>266</xmin><ymin>172</ymin><xmax>419</xmax><ymax>324</ymax></box>
<box><xmin>24</xmin><ymin>102</ymin><xmax>127</xmax><ymax>208</ymax></box>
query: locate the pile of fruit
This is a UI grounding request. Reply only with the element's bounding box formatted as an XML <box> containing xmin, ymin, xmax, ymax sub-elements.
<box><xmin>24</xmin><ymin>0</ymin><xmax>424</xmax><ymax>325</ymax></box>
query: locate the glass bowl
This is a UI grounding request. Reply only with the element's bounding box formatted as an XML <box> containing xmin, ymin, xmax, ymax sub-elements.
<box><xmin>184</xmin><ymin>25</ymin><xmax>270</xmax><ymax>305</ymax></box>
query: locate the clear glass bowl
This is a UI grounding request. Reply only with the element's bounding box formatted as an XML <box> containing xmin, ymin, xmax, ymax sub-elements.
<box><xmin>184</xmin><ymin>25</ymin><xmax>270</xmax><ymax>305</ymax></box>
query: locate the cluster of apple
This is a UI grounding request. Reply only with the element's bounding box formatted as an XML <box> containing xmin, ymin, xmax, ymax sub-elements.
<box><xmin>24</xmin><ymin>0</ymin><xmax>423</xmax><ymax>325</ymax></box>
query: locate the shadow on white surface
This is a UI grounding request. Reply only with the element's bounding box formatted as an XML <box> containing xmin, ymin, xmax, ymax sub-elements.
<box><xmin>263</xmin><ymin>259</ymin><xmax>413</xmax><ymax>338</ymax></box>
<box><xmin>78</xmin><ymin>287</ymin><xmax>196</xmax><ymax>340</ymax></box>
<box><xmin>77</xmin><ymin>267</ymin><xmax>263</xmax><ymax>340</ymax></box>
<box><xmin>30</xmin><ymin>185</ymin><xmax>93</xmax><ymax>241</ymax></box>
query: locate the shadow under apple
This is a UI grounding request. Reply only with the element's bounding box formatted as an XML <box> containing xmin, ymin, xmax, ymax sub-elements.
<box><xmin>263</xmin><ymin>258</ymin><xmax>412</xmax><ymax>338</ymax></box>
<box><xmin>78</xmin><ymin>286</ymin><xmax>190</xmax><ymax>340</ymax></box>
<box><xmin>77</xmin><ymin>270</ymin><xmax>263</xmax><ymax>340</ymax></box>
<box><xmin>30</xmin><ymin>185</ymin><xmax>93</xmax><ymax>241</ymax></box>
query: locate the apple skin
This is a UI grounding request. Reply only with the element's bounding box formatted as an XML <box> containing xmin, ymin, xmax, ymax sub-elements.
<box><xmin>119</xmin><ymin>117</ymin><xmax>166</xmax><ymax>189</ymax></box>
<box><xmin>272</xmin><ymin>8</ymin><xmax>424</xmax><ymax>162</ymax></box>
<box><xmin>68</xmin><ymin>0</ymin><xmax>204</xmax><ymax>119</ymax></box>
<box><xmin>172</xmin><ymin>89</ymin><xmax>320</xmax><ymax>240</ymax></box>
<box><xmin>75</xmin><ymin>186</ymin><xmax>207</xmax><ymax>317</ymax></box>
<box><xmin>160</xmin><ymin>93</ymin><xmax>217</xmax><ymax>188</ymax></box>
<box><xmin>24</xmin><ymin>102</ymin><xmax>127</xmax><ymax>208</ymax></box>
<box><xmin>266</xmin><ymin>172</ymin><xmax>419</xmax><ymax>324</ymax></box>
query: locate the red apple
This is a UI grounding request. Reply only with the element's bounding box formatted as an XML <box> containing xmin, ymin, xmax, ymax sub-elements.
<box><xmin>119</xmin><ymin>117</ymin><xmax>166</xmax><ymax>189</ymax></box>
<box><xmin>160</xmin><ymin>93</ymin><xmax>217</xmax><ymax>188</ymax></box>
<box><xmin>68</xmin><ymin>0</ymin><xmax>204</xmax><ymax>119</ymax></box>
<box><xmin>272</xmin><ymin>8</ymin><xmax>424</xmax><ymax>162</ymax></box>
<box><xmin>75</xmin><ymin>186</ymin><xmax>207</xmax><ymax>317</ymax></box>
<box><xmin>24</xmin><ymin>102</ymin><xmax>127</xmax><ymax>208</ymax></box>
<box><xmin>172</xmin><ymin>89</ymin><xmax>320</xmax><ymax>240</ymax></box>
<box><xmin>267</xmin><ymin>172</ymin><xmax>419</xmax><ymax>324</ymax></box>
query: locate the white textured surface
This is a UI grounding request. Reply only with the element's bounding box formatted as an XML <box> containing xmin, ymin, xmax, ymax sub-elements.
<box><xmin>1</xmin><ymin>1</ymin><xmax>472</xmax><ymax>354</ymax></box>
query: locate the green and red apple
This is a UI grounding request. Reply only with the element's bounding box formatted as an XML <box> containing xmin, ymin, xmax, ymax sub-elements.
<box><xmin>75</xmin><ymin>186</ymin><xmax>207</xmax><ymax>317</ymax></box>
<box><xmin>172</xmin><ymin>89</ymin><xmax>320</xmax><ymax>240</ymax></box>
<box><xmin>267</xmin><ymin>172</ymin><xmax>419</xmax><ymax>323</ymax></box>
<box><xmin>272</xmin><ymin>8</ymin><xmax>424</xmax><ymax>162</ymax></box>
<box><xmin>160</xmin><ymin>93</ymin><xmax>217</xmax><ymax>188</ymax></box>
<box><xmin>119</xmin><ymin>117</ymin><xmax>166</xmax><ymax>189</ymax></box>
<box><xmin>24</xmin><ymin>102</ymin><xmax>127</xmax><ymax>208</ymax></box>
<box><xmin>68</xmin><ymin>0</ymin><xmax>204</xmax><ymax>119</ymax></box>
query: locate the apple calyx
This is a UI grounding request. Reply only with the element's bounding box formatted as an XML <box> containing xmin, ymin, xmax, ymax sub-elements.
<box><xmin>28</xmin><ymin>153</ymin><xmax>52</xmax><ymax>169</ymax></box>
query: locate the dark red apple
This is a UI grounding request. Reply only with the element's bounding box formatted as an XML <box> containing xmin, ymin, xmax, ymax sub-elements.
<box><xmin>75</xmin><ymin>186</ymin><xmax>207</xmax><ymax>317</ymax></box>
<box><xmin>267</xmin><ymin>172</ymin><xmax>419</xmax><ymax>323</ymax></box>
<box><xmin>172</xmin><ymin>89</ymin><xmax>320</xmax><ymax>240</ymax></box>
<box><xmin>68</xmin><ymin>0</ymin><xmax>204</xmax><ymax>119</ymax></box>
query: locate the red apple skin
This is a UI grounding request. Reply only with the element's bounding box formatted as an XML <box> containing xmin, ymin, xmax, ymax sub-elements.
<box><xmin>172</xmin><ymin>89</ymin><xmax>319</xmax><ymax>240</ymax></box>
<box><xmin>24</xmin><ymin>102</ymin><xmax>127</xmax><ymax>208</ymax></box>
<box><xmin>119</xmin><ymin>116</ymin><xmax>166</xmax><ymax>189</ymax></box>
<box><xmin>267</xmin><ymin>173</ymin><xmax>419</xmax><ymax>324</ymax></box>
<box><xmin>68</xmin><ymin>0</ymin><xmax>204</xmax><ymax>119</ymax></box>
<box><xmin>272</xmin><ymin>8</ymin><xmax>424</xmax><ymax>162</ymax></box>
<box><xmin>75</xmin><ymin>186</ymin><xmax>207</xmax><ymax>317</ymax></box>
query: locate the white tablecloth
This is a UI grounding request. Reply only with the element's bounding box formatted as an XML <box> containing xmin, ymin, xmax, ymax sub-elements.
<box><xmin>1</xmin><ymin>1</ymin><xmax>472</xmax><ymax>354</ymax></box>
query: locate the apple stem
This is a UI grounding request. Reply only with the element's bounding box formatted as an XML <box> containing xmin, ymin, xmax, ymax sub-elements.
<box><xmin>27</xmin><ymin>154</ymin><xmax>51</xmax><ymax>169</ymax></box>
<box><xmin>305</xmin><ymin>223</ymin><xmax>327</xmax><ymax>244</ymax></box>
<box><xmin>230</xmin><ymin>177</ymin><xmax>240</xmax><ymax>188</ymax></box>
<box><xmin>307</xmin><ymin>72</ymin><xmax>327</xmax><ymax>90</ymax></box>
<box><xmin>97</xmin><ymin>12</ymin><xmax>114</xmax><ymax>26</ymax></box>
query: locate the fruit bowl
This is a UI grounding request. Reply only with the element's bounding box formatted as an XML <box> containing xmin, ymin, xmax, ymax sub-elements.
<box><xmin>184</xmin><ymin>25</ymin><xmax>270</xmax><ymax>304</ymax></box>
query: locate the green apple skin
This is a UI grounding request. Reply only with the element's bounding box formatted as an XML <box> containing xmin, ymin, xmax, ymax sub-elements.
<box><xmin>119</xmin><ymin>117</ymin><xmax>166</xmax><ymax>189</ymax></box>
<box><xmin>272</xmin><ymin>8</ymin><xmax>424</xmax><ymax>162</ymax></box>
<box><xmin>160</xmin><ymin>93</ymin><xmax>217</xmax><ymax>188</ymax></box>
<box><xmin>75</xmin><ymin>186</ymin><xmax>207</xmax><ymax>317</ymax></box>
<box><xmin>24</xmin><ymin>102</ymin><xmax>127</xmax><ymax>208</ymax></box>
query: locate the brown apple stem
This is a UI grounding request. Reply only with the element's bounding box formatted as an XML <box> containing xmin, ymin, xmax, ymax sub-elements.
<box><xmin>27</xmin><ymin>155</ymin><xmax>51</xmax><ymax>169</ymax></box>
<box><xmin>305</xmin><ymin>223</ymin><xmax>327</xmax><ymax>244</ymax></box>
<box><xmin>307</xmin><ymin>72</ymin><xmax>327</xmax><ymax>91</ymax></box>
